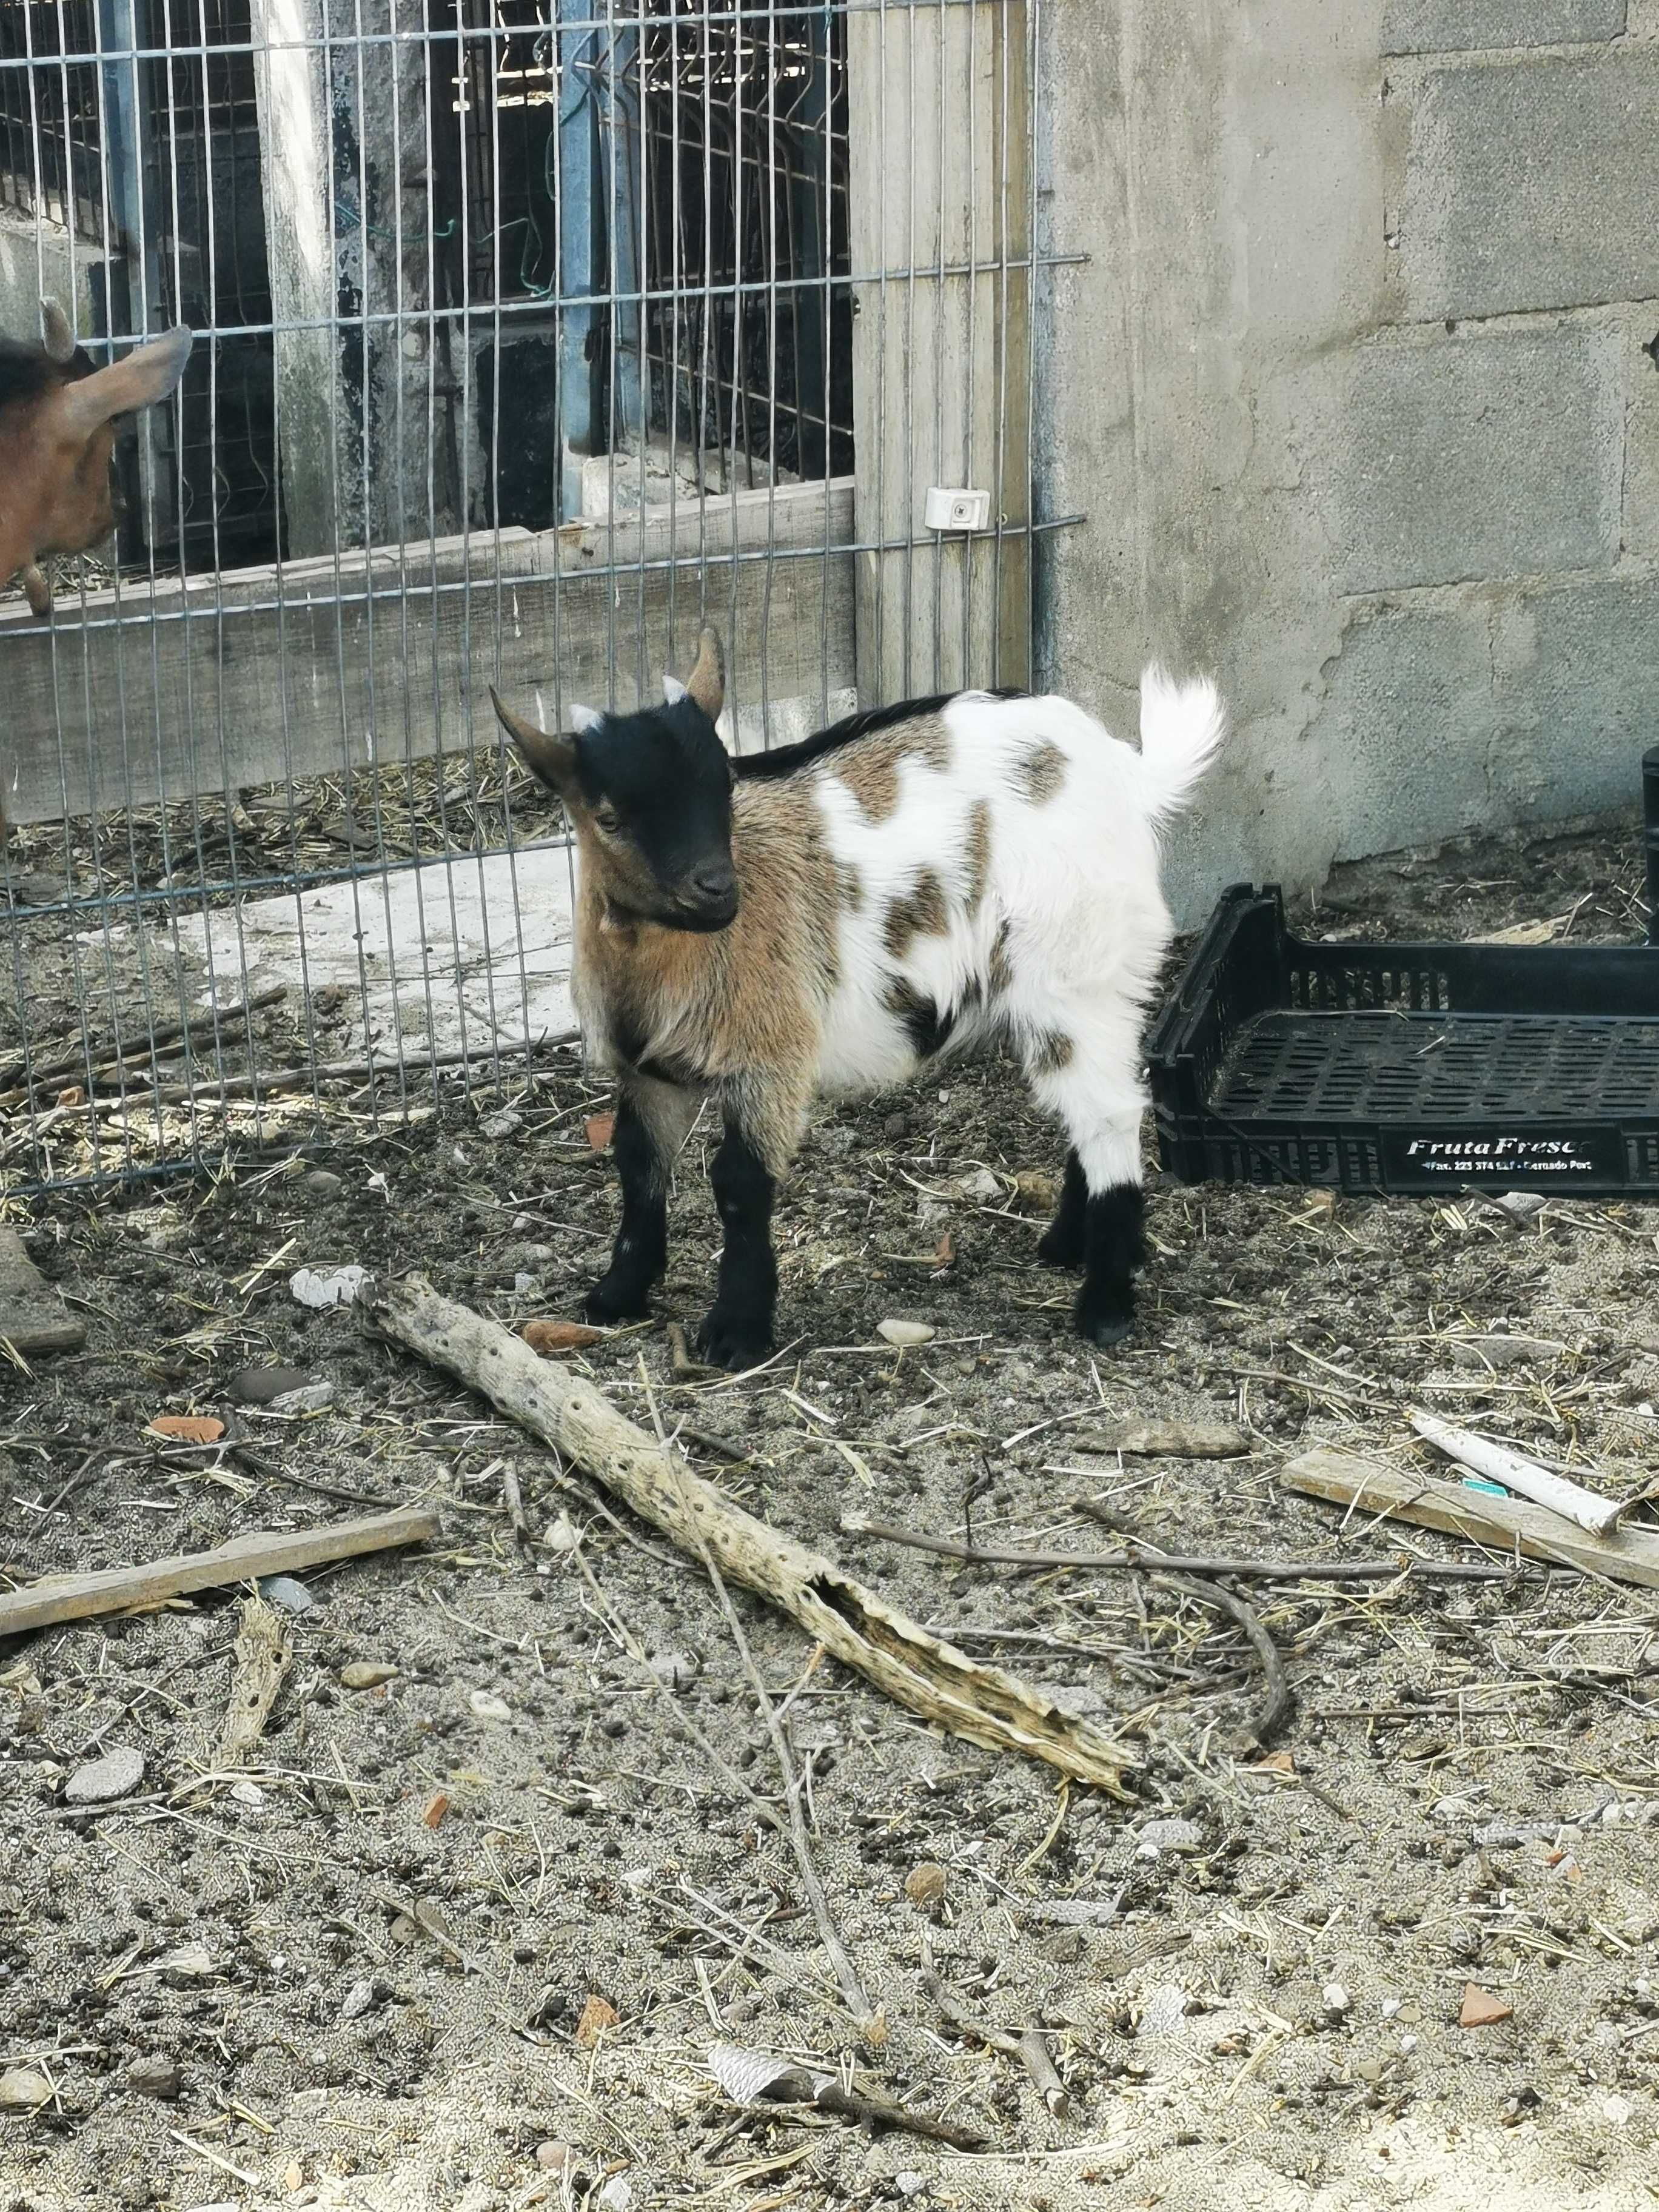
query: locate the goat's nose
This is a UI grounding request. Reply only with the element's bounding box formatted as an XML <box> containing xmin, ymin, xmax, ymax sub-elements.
<box><xmin>694</xmin><ymin>863</ymin><xmax>736</xmax><ymax>899</ymax></box>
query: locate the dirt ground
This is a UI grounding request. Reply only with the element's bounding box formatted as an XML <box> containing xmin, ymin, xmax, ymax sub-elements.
<box><xmin>4</xmin><ymin>812</ymin><xmax>1659</xmax><ymax>2212</ymax></box>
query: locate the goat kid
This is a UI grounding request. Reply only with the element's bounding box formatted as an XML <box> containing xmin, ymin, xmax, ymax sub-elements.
<box><xmin>491</xmin><ymin>631</ymin><xmax>1223</xmax><ymax>1369</ymax></box>
<box><xmin>1</xmin><ymin>300</ymin><xmax>192</xmax><ymax>618</ymax></box>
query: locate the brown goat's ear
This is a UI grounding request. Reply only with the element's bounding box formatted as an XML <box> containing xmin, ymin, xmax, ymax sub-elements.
<box><xmin>39</xmin><ymin>298</ymin><xmax>75</xmax><ymax>364</ymax></box>
<box><xmin>685</xmin><ymin>625</ymin><xmax>725</xmax><ymax>720</ymax></box>
<box><xmin>490</xmin><ymin>687</ymin><xmax>578</xmax><ymax>797</ymax></box>
<box><xmin>57</xmin><ymin>326</ymin><xmax>192</xmax><ymax>435</ymax></box>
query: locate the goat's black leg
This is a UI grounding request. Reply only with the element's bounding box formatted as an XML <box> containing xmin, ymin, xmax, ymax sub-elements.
<box><xmin>1073</xmin><ymin>1182</ymin><xmax>1147</xmax><ymax>1347</ymax></box>
<box><xmin>585</xmin><ymin>1078</ymin><xmax>699</xmax><ymax>1323</ymax></box>
<box><xmin>1036</xmin><ymin>1148</ymin><xmax>1088</xmax><ymax>1269</ymax></box>
<box><xmin>696</xmin><ymin>1112</ymin><xmax>779</xmax><ymax>1370</ymax></box>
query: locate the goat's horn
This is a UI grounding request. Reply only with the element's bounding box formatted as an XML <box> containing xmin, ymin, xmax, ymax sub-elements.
<box><xmin>39</xmin><ymin>298</ymin><xmax>75</xmax><ymax>363</ymax></box>
<box><xmin>685</xmin><ymin>625</ymin><xmax>725</xmax><ymax>719</ymax></box>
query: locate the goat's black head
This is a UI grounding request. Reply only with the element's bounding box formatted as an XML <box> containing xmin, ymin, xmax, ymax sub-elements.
<box><xmin>491</xmin><ymin>626</ymin><xmax>738</xmax><ymax>931</ymax></box>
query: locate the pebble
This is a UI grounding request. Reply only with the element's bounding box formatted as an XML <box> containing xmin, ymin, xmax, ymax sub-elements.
<box><xmin>481</xmin><ymin>1108</ymin><xmax>524</xmax><ymax>1139</ymax></box>
<box><xmin>535</xmin><ymin>2143</ymin><xmax>574</xmax><ymax>2174</ymax></box>
<box><xmin>894</xmin><ymin>2175</ymin><xmax>930</xmax><ymax>2198</ymax></box>
<box><xmin>877</xmin><ymin>1318</ymin><xmax>935</xmax><ymax>1347</ymax></box>
<box><xmin>230</xmin><ymin>1364</ymin><xmax>313</xmax><ymax>1406</ymax></box>
<box><xmin>958</xmin><ymin>1167</ymin><xmax>1003</xmax><ymax>1204</ymax></box>
<box><xmin>1135</xmin><ymin>1817</ymin><xmax>1201</xmax><ymax>1858</ymax></box>
<box><xmin>596</xmin><ymin>2180</ymin><xmax>633</xmax><ymax>2212</ymax></box>
<box><xmin>266</xmin><ymin>1381</ymin><xmax>336</xmax><ymax>1416</ymax></box>
<box><xmin>257</xmin><ymin>1575</ymin><xmax>314</xmax><ymax>1615</ymax></box>
<box><xmin>126</xmin><ymin>2054</ymin><xmax>181</xmax><ymax>2100</ymax></box>
<box><xmin>1604</xmin><ymin>2094</ymin><xmax>1634</xmax><ymax>2126</ymax></box>
<box><xmin>339</xmin><ymin>1978</ymin><xmax>377</xmax><ymax>2022</ymax></box>
<box><xmin>1430</xmin><ymin>1795</ymin><xmax>1477</xmax><ymax>1825</ymax></box>
<box><xmin>339</xmin><ymin>1661</ymin><xmax>398</xmax><ymax>1690</ymax></box>
<box><xmin>1321</xmin><ymin>1982</ymin><xmax>1350</xmax><ymax>2016</ymax></box>
<box><xmin>302</xmin><ymin>1170</ymin><xmax>346</xmax><ymax>1198</ymax></box>
<box><xmin>903</xmin><ymin>1862</ymin><xmax>948</xmax><ymax>1908</ymax></box>
<box><xmin>62</xmin><ymin>1746</ymin><xmax>146</xmax><ymax>1806</ymax></box>
<box><xmin>0</xmin><ymin>2067</ymin><xmax>51</xmax><ymax>2111</ymax></box>
<box><xmin>1136</xmin><ymin>1984</ymin><xmax>1187</xmax><ymax>2036</ymax></box>
<box><xmin>469</xmin><ymin>1689</ymin><xmax>512</xmax><ymax>1722</ymax></box>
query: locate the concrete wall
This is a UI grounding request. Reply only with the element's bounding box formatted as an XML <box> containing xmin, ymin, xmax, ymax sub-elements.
<box><xmin>1036</xmin><ymin>0</ymin><xmax>1659</xmax><ymax>924</ymax></box>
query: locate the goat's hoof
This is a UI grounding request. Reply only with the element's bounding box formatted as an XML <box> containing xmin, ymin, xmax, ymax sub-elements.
<box><xmin>1074</xmin><ymin>1292</ymin><xmax>1134</xmax><ymax>1347</ymax></box>
<box><xmin>695</xmin><ymin>1309</ymin><xmax>774</xmax><ymax>1372</ymax></box>
<box><xmin>583</xmin><ymin>1276</ymin><xmax>654</xmax><ymax>1324</ymax></box>
<box><xmin>1037</xmin><ymin>1224</ymin><xmax>1084</xmax><ymax>1270</ymax></box>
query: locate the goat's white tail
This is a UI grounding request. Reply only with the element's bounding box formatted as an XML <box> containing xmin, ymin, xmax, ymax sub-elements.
<box><xmin>1136</xmin><ymin>663</ymin><xmax>1225</xmax><ymax>826</ymax></box>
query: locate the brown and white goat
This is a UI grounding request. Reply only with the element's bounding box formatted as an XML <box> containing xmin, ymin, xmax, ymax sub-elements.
<box><xmin>492</xmin><ymin>629</ymin><xmax>1224</xmax><ymax>1369</ymax></box>
<box><xmin>0</xmin><ymin>300</ymin><xmax>192</xmax><ymax>617</ymax></box>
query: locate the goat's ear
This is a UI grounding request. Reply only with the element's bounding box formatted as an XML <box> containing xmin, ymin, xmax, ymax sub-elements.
<box><xmin>685</xmin><ymin>625</ymin><xmax>725</xmax><ymax>720</ymax></box>
<box><xmin>39</xmin><ymin>298</ymin><xmax>75</xmax><ymax>364</ymax></box>
<box><xmin>491</xmin><ymin>687</ymin><xmax>578</xmax><ymax>797</ymax></box>
<box><xmin>57</xmin><ymin>326</ymin><xmax>192</xmax><ymax>434</ymax></box>
<box><xmin>569</xmin><ymin>702</ymin><xmax>605</xmax><ymax>735</ymax></box>
<box><xmin>662</xmin><ymin>674</ymin><xmax>689</xmax><ymax>706</ymax></box>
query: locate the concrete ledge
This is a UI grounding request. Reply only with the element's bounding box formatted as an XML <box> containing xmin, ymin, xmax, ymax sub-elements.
<box><xmin>1382</xmin><ymin>0</ymin><xmax>1625</xmax><ymax>54</ymax></box>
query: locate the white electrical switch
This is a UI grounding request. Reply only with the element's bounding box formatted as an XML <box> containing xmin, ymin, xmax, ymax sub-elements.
<box><xmin>923</xmin><ymin>487</ymin><xmax>992</xmax><ymax>533</ymax></box>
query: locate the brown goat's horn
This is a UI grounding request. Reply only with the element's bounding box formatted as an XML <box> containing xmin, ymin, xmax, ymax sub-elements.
<box><xmin>685</xmin><ymin>625</ymin><xmax>725</xmax><ymax>720</ymax></box>
<box><xmin>39</xmin><ymin>298</ymin><xmax>75</xmax><ymax>364</ymax></box>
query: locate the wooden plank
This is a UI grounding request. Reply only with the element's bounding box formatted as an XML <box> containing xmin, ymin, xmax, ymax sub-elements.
<box><xmin>1280</xmin><ymin>1444</ymin><xmax>1659</xmax><ymax>1592</ymax></box>
<box><xmin>0</xmin><ymin>1507</ymin><xmax>440</xmax><ymax>1638</ymax></box>
<box><xmin>1</xmin><ymin>480</ymin><xmax>855</xmax><ymax>826</ymax></box>
<box><xmin>848</xmin><ymin>0</ymin><xmax>1031</xmax><ymax>703</ymax></box>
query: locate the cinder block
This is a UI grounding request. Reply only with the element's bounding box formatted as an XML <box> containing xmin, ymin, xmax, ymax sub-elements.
<box><xmin>1512</xmin><ymin>578</ymin><xmax>1659</xmax><ymax>818</ymax></box>
<box><xmin>1405</xmin><ymin>56</ymin><xmax>1659</xmax><ymax>318</ymax></box>
<box><xmin>1382</xmin><ymin>0</ymin><xmax>1624</xmax><ymax>54</ymax></box>
<box><xmin>1329</xmin><ymin>330</ymin><xmax>1619</xmax><ymax>594</ymax></box>
<box><xmin>1623</xmin><ymin>350</ymin><xmax>1659</xmax><ymax>558</ymax></box>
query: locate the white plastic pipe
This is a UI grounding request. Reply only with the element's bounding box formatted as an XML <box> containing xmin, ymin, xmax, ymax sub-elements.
<box><xmin>1410</xmin><ymin>1412</ymin><xmax>1631</xmax><ymax>1540</ymax></box>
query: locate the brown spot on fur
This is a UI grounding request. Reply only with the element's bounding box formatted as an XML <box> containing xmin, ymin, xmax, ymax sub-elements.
<box><xmin>988</xmin><ymin>921</ymin><xmax>1015</xmax><ymax>996</ymax></box>
<box><xmin>831</xmin><ymin>717</ymin><xmax>951</xmax><ymax>823</ymax></box>
<box><xmin>963</xmin><ymin>797</ymin><xmax>993</xmax><ymax>913</ymax></box>
<box><xmin>1028</xmin><ymin>1029</ymin><xmax>1074</xmax><ymax>1074</ymax></box>
<box><xmin>882</xmin><ymin>868</ymin><xmax>949</xmax><ymax>959</ymax></box>
<box><xmin>1015</xmin><ymin>741</ymin><xmax>1067</xmax><ymax>805</ymax></box>
<box><xmin>838</xmin><ymin>862</ymin><xmax>864</xmax><ymax>912</ymax></box>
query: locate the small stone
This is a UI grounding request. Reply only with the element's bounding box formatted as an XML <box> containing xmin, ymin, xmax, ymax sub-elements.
<box><xmin>1604</xmin><ymin>2093</ymin><xmax>1634</xmax><ymax>2126</ymax></box>
<box><xmin>575</xmin><ymin>1993</ymin><xmax>620</xmax><ymax>2046</ymax></box>
<box><xmin>0</xmin><ymin>2067</ymin><xmax>52</xmax><ymax>2110</ymax></box>
<box><xmin>595</xmin><ymin>2180</ymin><xmax>632</xmax><ymax>2212</ymax></box>
<box><xmin>1458</xmin><ymin>1983</ymin><xmax>1514</xmax><ymax>2028</ymax></box>
<box><xmin>894</xmin><ymin>2174</ymin><xmax>929</xmax><ymax>2199</ymax></box>
<box><xmin>1135</xmin><ymin>1817</ymin><xmax>1201</xmax><ymax>1857</ymax></box>
<box><xmin>1379</xmin><ymin>1997</ymin><xmax>1403</xmax><ymax>2019</ymax></box>
<box><xmin>301</xmin><ymin>1170</ymin><xmax>345</xmax><ymax>1198</ymax></box>
<box><xmin>290</xmin><ymin>1264</ymin><xmax>369</xmax><ymax>1310</ymax></box>
<box><xmin>523</xmin><ymin>1319</ymin><xmax>604</xmax><ymax>1355</ymax></box>
<box><xmin>468</xmin><ymin>1689</ymin><xmax>512</xmax><ymax>1722</ymax></box>
<box><xmin>585</xmin><ymin>1113</ymin><xmax>615</xmax><ymax>1151</ymax></box>
<box><xmin>230</xmin><ymin>1364</ymin><xmax>313</xmax><ymax>1406</ymax></box>
<box><xmin>1321</xmin><ymin>1982</ymin><xmax>1350</xmax><ymax>2016</ymax></box>
<box><xmin>126</xmin><ymin>2054</ymin><xmax>182</xmax><ymax>2100</ymax></box>
<box><xmin>480</xmin><ymin>1109</ymin><xmax>523</xmax><ymax>1139</ymax></box>
<box><xmin>958</xmin><ymin>1167</ymin><xmax>1002</xmax><ymax>1204</ymax></box>
<box><xmin>146</xmin><ymin>1413</ymin><xmax>225</xmax><ymax>1444</ymax></box>
<box><xmin>63</xmin><ymin>1746</ymin><xmax>146</xmax><ymax>1805</ymax></box>
<box><xmin>535</xmin><ymin>2142</ymin><xmax>574</xmax><ymax>2174</ymax></box>
<box><xmin>1492</xmin><ymin>1191</ymin><xmax>1546</xmax><ymax>1225</ymax></box>
<box><xmin>877</xmin><ymin>1319</ymin><xmax>935</xmax><ymax>1347</ymax></box>
<box><xmin>229</xmin><ymin>1780</ymin><xmax>267</xmax><ymax>1809</ymax></box>
<box><xmin>903</xmin><ymin>1862</ymin><xmax>948</xmax><ymax>1908</ymax></box>
<box><xmin>257</xmin><ymin>1575</ymin><xmax>313</xmax><ymax>1615</ymax></box>
<box><xmin>543</xmin><ymin>1512</ymin><xmax>580</xmax><ymax>1553</ymax></box>
<box><xmin>648</xmin><ymin>1650</ymin><xmax>699</xmax><ymax>1689</ymax></box>
<box><xmin>266</xmin><ymin>1381</ymin><xmax>335</xmax><ymax>1416</ymax></box>
<box><xmin>340</xmin><ymin>1662</ymin><xmax>397</xmax><ymax>1691</ymax></box>
<box><xmin>339</xmin><ymin>1979</ymin><xmax>376</xmax><ymax>2022</ymax></box>
<box><xmin>1431</xmin><ymin>1795</ymin><xmax>1476</xmax><ymax>1825</ymax></box>
<box><xmin>1136</xmin><ymin>1984</ymin><xmax>1188</xmax><ymax>2036</ymax></box>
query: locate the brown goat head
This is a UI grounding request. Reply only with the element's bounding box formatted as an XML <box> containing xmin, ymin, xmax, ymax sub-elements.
<box><xmin>1</xmin><ymin>307</ymin><xmax>193</xmax><ymax>615</ymax></box>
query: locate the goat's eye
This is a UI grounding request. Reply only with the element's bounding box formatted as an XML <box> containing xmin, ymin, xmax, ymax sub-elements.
<box><xmin>592</xmin><ymin>805</ymin><xmax>621</xmax><ymax>835</ymax></box>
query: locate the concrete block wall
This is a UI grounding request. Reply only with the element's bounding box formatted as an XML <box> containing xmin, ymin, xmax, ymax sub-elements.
<box><xmin>1036</xmin><ymin>0</ymin><xmax>1659</xmax><ymax>925</ymax></box>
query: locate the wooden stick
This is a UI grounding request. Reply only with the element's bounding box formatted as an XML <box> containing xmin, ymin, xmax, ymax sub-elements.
<box><xmin>1409</xmin><ymin>1412</ymin><xmax>1631</xmax><ymax>1538</ymax></box>
<box><xmin>845</xmin><ymin>1516</ymin><xmax>1514</xmax><ymax>1584</ymax></box>
<box><xmin>362</xmin><ymin>1273</ymin><xmax>1139</xmax><ymax>1791</ymax></box>
<box><xmin>1152</xmin><ymin>1572</ymin><xmax>1291</xmax><ymax>1750</ymax></box>
<box><xmin>1281</xmin><ymin>1446</ymin><xmax>1659</xmax><ymax>1591</ymax></box>
<box><xmin>1068</xmin><ymin>1421</ymin><xmax>1249</xmax><ymax>1461</ymax></box>
<box><xmin>0</xmin><ymin>987</ymin><xmax>286</xmax><ymax>1098</ymax></box>
<box><xmin>0</xmin><ymin>1507</ymin><xmax>438</xmax><ymax>1638</ymax></box>
<box><xmin>922</xmin><ymin>1939</ymin><xmax>1070</xmax><ymax>2118</ymax></box>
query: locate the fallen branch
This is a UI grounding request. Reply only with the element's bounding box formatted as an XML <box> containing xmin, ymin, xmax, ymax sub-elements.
<box><xmin>216</xmin><ymin>1595</ymin><xmax>293</xmax><ymax>1765</ymax></box>
<box><xmin>1069</xmin><ymin>1421</ymin><xmax>1248</xmax><ymax>1460</ymax></box>
<box><xmin>0</xmin><ymin>987</ymin><xmax>286</xmax><ymax>1101</ymax></box>
<box><xmin>845</xmin><ymin>1517</ymin><xmax>1513</xmax><ymax>1584</ymax></box>
<box><xmin>0</xmin><ymin>1507</ymin><xmax>438</xmax><ymax>1638</ymax></box>
<box><xmin>1281</xmin><ymin>1446</ymin><xmax>1659</xmax><ymax>1592</ymax></box>
<box><xmin>1409</xmin><ymin>1412</ymin><xmax>1631</xmax><ymax>1538</ymax></box>
<box><xmin>363</xmin><ymin>1274</ymin><xmax>1138</xmax><ymax>1791</ymax></box>
<box><xmin>921</xmin><ymin>1937</ymin><xmax>1070</xmax><ymax>2117</ymax></box>
<box><xmin>1153</xmin><ymin>1573</ymin><xmax>1290</xmax><ymax>1749</ymax></box>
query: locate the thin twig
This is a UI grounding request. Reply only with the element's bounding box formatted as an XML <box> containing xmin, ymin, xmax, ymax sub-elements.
<box><xmin>920</xmin><ymin>1937</ymin><xmax>1070</xmax><ymax>2117</ymax></box>
<box><xmin>845</xmin><ymin>1516</ymin><xmax>1514</xmax><ymax>1584</ymax></box>
<box><xmin>1152</xmin><ymin>1573</ymin><xmax>1291</xmax><ymax>1749</ymax></box>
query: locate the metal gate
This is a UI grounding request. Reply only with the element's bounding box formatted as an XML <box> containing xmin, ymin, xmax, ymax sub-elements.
<box><xmin>1</xmin><ymin>0</ymin><xmax>1044</xmax><ymax>1191</ymax></box>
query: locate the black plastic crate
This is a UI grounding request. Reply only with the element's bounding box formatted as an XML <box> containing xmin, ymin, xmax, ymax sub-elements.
<box><xmin>1147</xmin><ymin>751</ymin><xmax>1659</xmax><ymax>1197</ymax></box>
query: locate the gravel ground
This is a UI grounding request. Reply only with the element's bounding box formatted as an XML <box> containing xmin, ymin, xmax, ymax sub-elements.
<box><xmin>2</xmin><ymin>811</ymin><xmax>1659</xmax><ymax>2212</ymax></box>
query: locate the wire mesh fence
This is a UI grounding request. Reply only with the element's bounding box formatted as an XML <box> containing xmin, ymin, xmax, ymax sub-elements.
<box><xmin>1</xmin><ymin>0</ymin><xmax>1060</xmax><ymax>1195</ymax></box>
